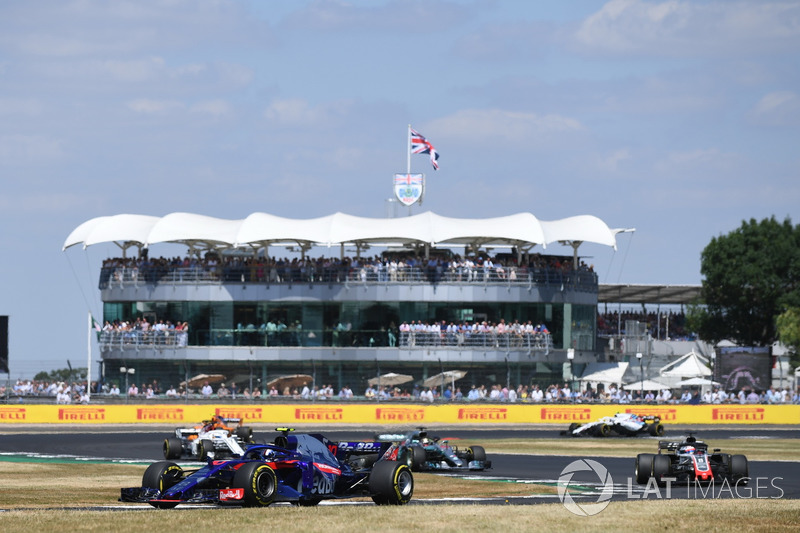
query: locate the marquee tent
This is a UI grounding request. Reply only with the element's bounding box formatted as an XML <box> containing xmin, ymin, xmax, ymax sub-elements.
<box><xmin>579</xmin><ymin>362</ymin><xmax>629</xmax><ymax>386</ymax></box>
<box><xmin>63</xmin><ymin>211</ymin><xmax>629</xmax><ymax>254</ymax></box>
<box><xmin>660</xmin><ymin>350</ymin><xmax>712</xmax><ymax>379</ymax></box>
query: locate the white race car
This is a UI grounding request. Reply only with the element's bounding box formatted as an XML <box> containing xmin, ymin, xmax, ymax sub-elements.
<box><xmin>163</xmin><ymin>415</ymin><xmax>255</xmax><ymax>460</ymax></box>
<box><xmin>561</xmin><ymin>412</ymin><xmax>664</xmax><ymax>437</ymax></box>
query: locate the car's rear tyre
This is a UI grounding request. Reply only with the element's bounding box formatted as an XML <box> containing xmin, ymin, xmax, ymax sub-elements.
<box><xmin>652</xmin><ymin>454</ymin><xmax>671</xmax><ymax>484</ymax></box>
<box><xmin>163</xmin><ymin>437</ymin><xmax>182</xmax><ymax>460</ymax></box>
<box><xmin>197</xmin><ymin>439</ymin><xmax>214</xmax><ymax>460</ymax></box>
<box><xmin>369</xmin><ymin>461</ymin><xmax>413</xmax><ymax>505</ymax></box>
<box><xmin>599</xmin><ymin>424</ymin><xmax>611</xmax><ymax>437</ymax></box>
<box><xmin>730</xmin><ymin>454</ymin><xmax>749</xmax><ymax>484</ymax></box>
<box><xmin>648</xmin><ymin>423</ymin><xmax>665</xmax><ymax>437</ymax></box>
<box><xmin>467</xmin><ymin>445</ymin><xmax>486</xmax><ymax>463</ymax></box>
<box><xmin>635</xmin><ymin>453</ymin><xmax>654</xmax><ymax>484</ymax></box>
<box><xmin>236</xmin><ymin>427</ymin><xmax>254</xmax><ymax>443</ymax></box>
<box><xmin>232</xmin><ymin>462</ymin><xmax>277</xmax><ymax>507</ymax></box>
<box><xmin>404</xmin><ymin>445</ymin><xmax>426</xmax><ymax>472</ymax></box>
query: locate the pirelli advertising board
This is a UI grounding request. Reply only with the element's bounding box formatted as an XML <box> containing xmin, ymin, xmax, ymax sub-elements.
<box><xmin>0</xmin><ymin>404</ymin><xmax>797</xmax><ymax>425</ymax></box>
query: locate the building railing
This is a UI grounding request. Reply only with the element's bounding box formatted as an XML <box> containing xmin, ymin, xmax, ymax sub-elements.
<box><xmin>98</xmin><ymin>328</ymin><xmax>553</xmax><ymax>352</ymax></box>
<box><xmin>99</xmin><ymin>264</ymin><xmax>597</xmax><ymax>291</ymax></box>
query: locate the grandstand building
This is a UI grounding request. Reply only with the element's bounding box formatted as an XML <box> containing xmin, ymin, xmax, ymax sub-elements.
<box><xmin>65</xmin><ymin>211</ymin><xmax>646</xmax><ymax>394</ymax></box>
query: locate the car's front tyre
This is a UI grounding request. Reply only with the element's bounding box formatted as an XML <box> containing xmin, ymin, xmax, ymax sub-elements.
<box><xmin>232</xmin><ymin>462</ymin><xmax>277</xmax><ymax>507</ymax></box>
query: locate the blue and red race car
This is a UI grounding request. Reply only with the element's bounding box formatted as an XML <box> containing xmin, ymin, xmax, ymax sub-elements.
<box><xmin>120</xmin><ymin>428</ymin><xmax>413</xmax><ymax>508</ymax></box>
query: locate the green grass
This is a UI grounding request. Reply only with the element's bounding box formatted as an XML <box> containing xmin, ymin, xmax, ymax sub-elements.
<box><xmin>0</xmin><ymin>436</ymin><xmax>798</xmax><ymax>532</ymax></box>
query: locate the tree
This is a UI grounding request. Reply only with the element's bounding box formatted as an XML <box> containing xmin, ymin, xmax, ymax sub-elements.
<box><xmin>776</xmin><ymin>307</ymin><xmax>800</xmax><ymax>368</ymax></box>
<box><xmin>690</xmin><ymin>216</ymin><xmax>800</xmax><ymax>346</ymax></box>
<box><xmin>32</xmin><ymin>367</ymin><xmax>87</xmax><ymax>382</ymax></box>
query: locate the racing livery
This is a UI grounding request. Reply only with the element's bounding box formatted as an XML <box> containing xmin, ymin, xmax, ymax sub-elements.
<box><xmin>562</xmin><ymin>412</ymin><xmax>664</xmax><ymax>437</ymax></box>
<box><xmin>123</xmin><ymin>428</ymin><xmax>413</xmax><ymax>508</ymax></box>
<box><xmin>375</xmin><ymin>427</ymin><xmax>491</xmax><ymax>472</ymax></box>
<box><xmin>635</xmin><ymin>434</ymin><xmax>749</xmax><ymax>485</ymax></box>
<box><xmin>162</xmin><ymin>414</ymin><xmax>255</xmax><ymax>461</ymax></box>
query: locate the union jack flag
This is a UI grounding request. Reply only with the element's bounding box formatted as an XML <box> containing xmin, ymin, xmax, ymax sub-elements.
<box><xmin>410</xmin><ymin>128</ymin><xmax>439</xmax><ymax>170</ymax></box>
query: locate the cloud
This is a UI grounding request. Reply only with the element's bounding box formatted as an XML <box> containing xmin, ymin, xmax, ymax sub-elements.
<box><xmin>282</xmin><ymin>0</ymin><xmax>469</xmax><ymax>33</ymax></box>
<box><xmin>0</xmin><ymin>98</ymin><xmax>43</xmax><ymax>116</ymax></box>
<box><xmin>0</xmin><ymin>134</ymin><xmax>64</xmax><ymax>163</ymax></box>
<box><xmin>428</xmin><ymin>108</ymin><xmax>584</xmax><ymax>144</ymax></box>
<box><xmin>125</xmin><ymin>99</ymin><xmax>185</xmax><ymax>114</ymax></box>
<box><xmin>190</xmin><ymin>100</ymin><xmax>232</xmax><ymax>117</ymax></box>
<box><xmin>749</xmin><ymin>91</ymin><xmax>800</xmax><ymax>127</ymax></box>
<box><xmin>0</xmin><ymin>0</ymin><xmax>274</xmax><ymax>58</ymax></box>
<box><xmin>573</xmin><ymin>0</ymin><xmax>800</xmax><ymax>57</ymax></box>
<box><xmin>263</xmin><ymin>98</ymin><xmax>355</xmax><ymax>127</ymax></box>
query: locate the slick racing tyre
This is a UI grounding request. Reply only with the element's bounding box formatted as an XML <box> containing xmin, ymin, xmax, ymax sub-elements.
<box><xmin>635</xmin><ymin>454</ymin><xmax>654</xmax><ymax>484</ymax></box>
<box><xmin>404</xmin><ymin>445</ymin><xmax>426</xmax><ymax>472</ymax></box>
<box><xmin>369</xmin><ymin>461</ymin><xmax>414</xmax><ymax>505</ymax></box>
<box><xmin>567</xmin><ymin>423</ymin><xmax>579</xmax><ymax>435</ymax></box>
<box><xmin>467</xmin><ymin>445</ymin><xmax>486</xmax><ymax>463</ymax></box>
<box><xmin>163</xmin><ymin>437</ymin><xmax>182</xmax><ymax>460</ymax></box>
<box><xmin>197</xmin><ymin>439</ymin><xmax>214</xmax><ymax>460</ymax></box>
<box><xmin>652</xmin><ymin>454</ymin><xmax>671</xmax><ymax>484</ymax></box>
<box><xmin>648</xmin><ymin>423</ymin><xmax>665</xmax><ymax>437</ymax></box>
<box><xmin>236</xmin><ymin>426</ymin><xmax>254</xmax><ymax>443</ymax></box>
<box><xmin>142</xmin><ymin>461</ymin><xmax>183</xmax><ymax>509</ymax></box>
<box><xmin>232</xmin><ymin>462</ymin><xmax>277</xmax><ymax>507</ymax></box>
<box><xmin>729</xmin><ymin>454</ymin><xmax>749</xmax><ymax>485</ymax></box>
<box><xmin>599</xmin><ymin>424</ymin><xmax>611</xmax><ymax>437</ymax></box>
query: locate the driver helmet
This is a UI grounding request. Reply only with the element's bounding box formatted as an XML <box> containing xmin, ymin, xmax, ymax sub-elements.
<box><xmin>683</xmin><ymin>446</ymin><xmax>696</xmax><ymax>453</ymax></box>
<box><xmin>420</xmin><ymin>437</ymin><xmax>431</xmax><ymax>445</ymax></box>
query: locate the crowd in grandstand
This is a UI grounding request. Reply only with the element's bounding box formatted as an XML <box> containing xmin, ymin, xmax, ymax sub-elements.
<box><xmin>99</xmin><ymin>317</ymin><xmax>189</xmax><ymax>347</ymax></box>
<box><xmin>597</xmin><ymin>309</ymin><xmax>692</xmax><ymax>340</ymax></box>
<box><xmin>396</xmin><ymin>319</ymin><xmax>551</xmax><ymax>349</ymax></box>
<box><xmin>101</xmin><ymin>251</ymin><xmax>595</xmax><ymax>286</ymax></box>
<box><xmin>5</xmin><ymin>378</ymin><xmax>798</xmax><ymax>405</ymax></box>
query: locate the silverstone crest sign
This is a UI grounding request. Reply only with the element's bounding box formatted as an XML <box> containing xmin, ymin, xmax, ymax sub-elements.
<box><xmin>393</xmin><ymin>173</ymin><xmax>424</xmax><ymax>206</ymax></box>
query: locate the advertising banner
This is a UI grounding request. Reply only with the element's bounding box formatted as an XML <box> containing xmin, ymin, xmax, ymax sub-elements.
<box><xmin>1</xmin><ymin>404</ymin><xmax>797</xmax><ymax>425</ymax></box>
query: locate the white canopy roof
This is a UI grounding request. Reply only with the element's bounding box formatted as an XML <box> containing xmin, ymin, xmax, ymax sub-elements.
<box><xmin>621</xmin><ymin>378</ymin><xmax>671</xmax><ymax>391</ymax></box>
<box><xmin>580</xmin><ymin>362</ymin><xmax>629</xmax><ymax>385</ymax></box>
<box><xmin>660</xmin><ymin>350</ymin><xmax>713</xmax><ymax>378</ymax></box>
<box><xmin>63</xmin><ymin>211</ymin><xmax>626</xmax><ymax>252</ymax></box>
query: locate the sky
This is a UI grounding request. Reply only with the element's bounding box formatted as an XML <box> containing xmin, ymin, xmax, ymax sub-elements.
<box><xmin>1</xmin><ymin>0</ymin><xmax>799</xmax><ymax>379</ymax></box>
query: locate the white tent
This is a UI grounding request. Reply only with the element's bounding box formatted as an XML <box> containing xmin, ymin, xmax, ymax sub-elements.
<box><xmin>678</xmin><ymin>377</ymin><xmax>720</xmax><ymax>387</ymax></box>
<box><xmin>580</xmin><ymin>362</ymin><xmax>629</xmax><ymax>386</ymax></box>
<box><xmin>660</xmin><ymin>350</ymin><xmax>712</xmax><ymax>379</ymax></box>
<box><xmin>621</xmin><ymin>379</ymin><xmax>671</xmax><ymax>391</ymax></box>
<box><xmin>63</xmin><ymin>210</ymin><xmax>626</xmax><ymax>252</ymax></box>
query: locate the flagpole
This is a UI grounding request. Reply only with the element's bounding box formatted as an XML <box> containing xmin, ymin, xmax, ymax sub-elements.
<box><xmin>87</xmin><ymin>312</ymin><xmax>92</xmax><ymax>400</ymax></box>
<box><xmin>406</xmin><ymin>125</ymin><xmax>412</xmax><ymax>215</ymax></box>
<box><xmin>406</xmin><ymin>124</ymin><xmax>411</xmax><ymax>174</ymax></box>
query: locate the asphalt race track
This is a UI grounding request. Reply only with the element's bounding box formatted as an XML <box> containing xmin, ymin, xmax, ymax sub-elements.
<box><xmin>1</xmin><ymin>426</ymin><xmax>798</xmax><ymax>507</ymax></box>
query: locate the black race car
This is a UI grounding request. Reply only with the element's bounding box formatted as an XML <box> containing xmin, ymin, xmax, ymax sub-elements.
<box><xmin>375</xmin><ymin>427</ymin><xmax>491</xmax><ymax>472</ymax></box>
<box><xmin>121</xmin><ymin>428</ymin><xmax>413</xmax><ymax>508</ymax></box>
<box><xmin>635</xmin><ymin>434</ymin><xmax>749</xmax><ymax>485</ymax></box>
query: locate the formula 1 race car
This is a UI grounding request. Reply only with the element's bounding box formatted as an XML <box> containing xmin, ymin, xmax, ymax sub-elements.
<box><xmin>162</xmin><ymin>414</ymin><xmax>255</xmax><ymax>461</ymax></box>
<box><xmin>122</xmin><ymin>428</ymin><xmax>413</xmax><ymax>508</ymax></box>
<box><xmin>561</xmin><ymin>412</ymin><xmax>664</xmax><ymax>437</ymax></box>
<box><xmin>375</xmin><ymin>427</ymin><xmax>491</xmax><ymax>472</ymax></box>
<box><xmin>635</xmin><ymin>434</ymin><xmax>749</xmax><ymax>485</ymax></box>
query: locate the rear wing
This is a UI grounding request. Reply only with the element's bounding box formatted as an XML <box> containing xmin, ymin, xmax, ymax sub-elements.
<box><xmin>658</xmin><ymin>440</ymin><xmax>680</xmax><ymax>451</ymax></box>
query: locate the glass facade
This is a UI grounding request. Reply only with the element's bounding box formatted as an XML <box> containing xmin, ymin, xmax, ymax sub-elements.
<box><xmin>103</xmin><ymin>299</ymin><xmax>593</xmax><ymax>351</ymax></box>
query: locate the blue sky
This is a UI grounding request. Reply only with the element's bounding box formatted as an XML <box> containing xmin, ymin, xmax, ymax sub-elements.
<box><xmin>1</xmin><ymin>0</ymin><xmax>798</xmax><ymax>378</ymax></box>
